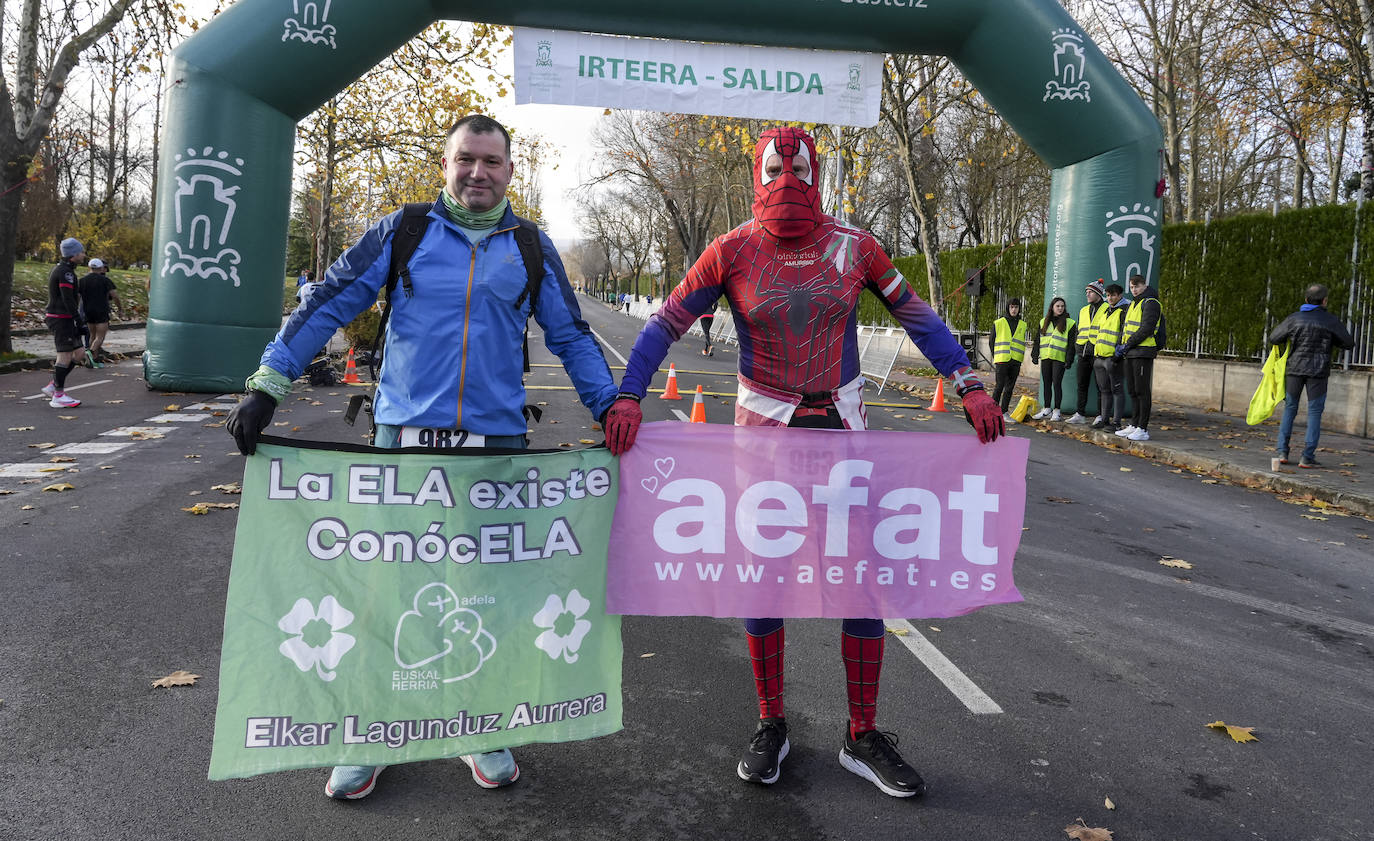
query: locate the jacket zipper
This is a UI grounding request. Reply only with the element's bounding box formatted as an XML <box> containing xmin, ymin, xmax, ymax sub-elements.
<box><xmin>455</xmin><ymin>224</ymin><xmax>521</xmax><ymax>430</ymax></box>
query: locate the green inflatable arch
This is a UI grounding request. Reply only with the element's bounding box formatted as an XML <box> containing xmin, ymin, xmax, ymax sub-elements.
<box><xmin>146</xmin><ymin>0</ymin><xmax>1163</xmax><ymax>399</ymax></box>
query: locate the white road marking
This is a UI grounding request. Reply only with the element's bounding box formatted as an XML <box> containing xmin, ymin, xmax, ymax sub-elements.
<box><xmin>21</xmin><ymin>379</ymin><xmax>112</xmax><ymax>400</ymax></box>
<box><xmin>101</xmin><ymin>426</ymin><xmax>177</xmax><ymax>438</ymax></box>
<box><xmin>145</xmin><ymin>413</ymin><xmax>211</xmax><ymax>423</ymax></box>
<box><xmin>1031</xmin><ymin>546</ymin><xmax>1374</xmax><ymax>640</ymax></box>
<box><xmin>0</xmin><ymin>463</ymin><xmax>65</xmax><ymax>478</ymax></box>
<box><xmin>49</xmin><ymin>442</ymin><xmax>134</xmax><ymax>454</ymax></box>
<box><xmin>671</xmin><ymin>409</ymin><xmax>689</xmax><ymax>422</ymax></box>
<box><xmin>885</xmin><ymin>619</ymin><xmax>1004</xmax><ymax>715</ymax></box>
<box><xmin>591</xmin><ymin>329</ymin><xmax>628</xmax><ymax>366</ymax></box>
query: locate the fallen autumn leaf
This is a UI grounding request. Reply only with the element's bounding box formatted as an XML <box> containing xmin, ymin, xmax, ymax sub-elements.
<box><xmin>1206</xmin><ymin>720</ymin><xmax>1258</xmax><ymax>743</ymax></box>
<box><xmin>1064</xmin><ymin>820</ymin><xmax>1113</xmax><ymax>841</ymax></box>
<box><xmin>151</xmin><ymin>670</ymin><xmax>200</xmax><ymax>688</ymax></box>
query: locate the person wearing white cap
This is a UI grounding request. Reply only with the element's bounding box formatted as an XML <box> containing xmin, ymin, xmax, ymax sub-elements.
<box><xmin>78</xmin><ymin>258</ymin><xmax>121</xmax><ymax>361</ymax></box>
<box><xmin>41</xmin><ymin>238</ymin><xmax>87</xmax><ymax>407</ymax></box>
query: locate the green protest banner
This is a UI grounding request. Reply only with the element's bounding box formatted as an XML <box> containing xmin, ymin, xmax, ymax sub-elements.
<box><xmin>209</xmin><ymin>439</ymin><xmax>622</xmax><ymax>781</ymax></box>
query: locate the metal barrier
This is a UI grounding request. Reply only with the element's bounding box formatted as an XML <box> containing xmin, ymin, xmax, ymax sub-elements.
<box><xmin>715</xmin><ymin>314</ymin><xmax>737</xmax><ymax>346</ymax></box>
<box><xmin>857</xmin><ymin>325</ymin><xmax>908</xmax><ymax>394</ymax></box>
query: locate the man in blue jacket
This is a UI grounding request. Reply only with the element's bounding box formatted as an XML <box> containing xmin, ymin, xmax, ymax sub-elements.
<box><xmin>227</xmin><ymin>114</ymin><xmax>623</xmax><ymax>800</ymax></box>
<box><xmin>1268</xmin><ymin>283</ymin><xmax>1354</xmax><ymax>468</ymax></box>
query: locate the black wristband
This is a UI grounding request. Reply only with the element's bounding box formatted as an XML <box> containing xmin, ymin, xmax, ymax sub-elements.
<box><xmin>615</xmin><ymin>392</ymin><xmax>643</xmax><ymax>403</ymax></box>
<box><xmin>955</xmin><ymin>381</ymin><xmax>985</xmax><ymax>399</ymax></box>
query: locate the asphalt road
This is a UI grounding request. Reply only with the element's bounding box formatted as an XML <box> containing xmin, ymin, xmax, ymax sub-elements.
<box><xmin>1</xmin><ymin>299</ymin><xmax>1371</xmax><ymax>841</ymax></box>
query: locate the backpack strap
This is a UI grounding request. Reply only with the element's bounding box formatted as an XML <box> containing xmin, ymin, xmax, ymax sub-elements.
<box><xmin>512</xmin><ymin>217</ymin><xmax>544</xmax><ymax>373</ymax></box>
<box><xmin>370</xmin><ymin>202</ymin><xmax>433</xmax><ymax>380</ymax></box>
<box><xmin>347</xmin><ymin>202</ymin><xmax>432</xmax><ymax>438</ymax></box>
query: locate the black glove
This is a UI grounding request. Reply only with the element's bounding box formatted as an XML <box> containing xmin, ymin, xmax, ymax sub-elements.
<box><xmin>226</xmin><ymin>390</ymin><xmax>277</xmax><ymax>455</ymax></box>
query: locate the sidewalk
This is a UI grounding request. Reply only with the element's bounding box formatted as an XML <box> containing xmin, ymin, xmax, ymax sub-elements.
<box><xmin>8</xmin><ymin>322</ymin><xmax>1371</xmax><ymax>519</ymax></box>
<box><xmin>882</xmin><ymin>367</ymin><xmax>1374</xmax><ymax>519</ymax></box>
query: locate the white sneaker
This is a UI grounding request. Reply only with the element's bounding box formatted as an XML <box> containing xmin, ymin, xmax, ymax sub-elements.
<box><xmin>1065</xmin><ymin>413</ymin><xmax>1087</xmax><ymax>424</ymax></box>
<box><xmin>41</xmin><ymin>381</ymin><xmax>56</xmax><ymax>397</ymax></box>
<box><xmin>1128</xmin><ymin>429</ymin><xmax>1150</xmax><ymax>441</ymax></box>
<box><xmin>1049</xmin><ymin>409</ymin><xmax>1063</xmax><ymax>422</ymax></box>
<box><xmin>49</xmin><ymin>392</ymin><xmax>81</xmax><ymax>408</ymax></box>
<box><xmin>1003</xmin><ymin>413</ymin><xmax>1017</xmax><ymax>424</ymax></box>
<box><xmin>1031</xmin><ymin>408</ymin><xmax>1050</xmax><ymax>420</ymax></box>
<box><xmin>1114</xmin><ymin>425</ymin><xmax>1138</xmax><ymax>437</ymax></box>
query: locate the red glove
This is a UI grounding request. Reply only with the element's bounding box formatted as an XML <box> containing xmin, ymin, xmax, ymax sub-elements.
<box><xmin>960</xmin><ymin>388</ymin><xmax>1004</xmax><ymax>444</ymax></box>
<box><xmin>604</xmin><ymin>397</ymin><xmax>642</xmax><ymax>455</ymax></box>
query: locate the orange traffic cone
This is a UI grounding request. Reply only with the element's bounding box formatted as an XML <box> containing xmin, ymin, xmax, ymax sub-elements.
<box><xmin>928</xmin><ymin>377</ymin><xmax>948</xmax><ymax>412</ymax></box>
<box><xmin>659</xmin><ymin>363</ymin><xmax>682</xmax><ymax>399</ymax></box>
<box><xmin>343</xmin><ymin>347</ymin><xmax>362</xmax><ymax>384</ymax></box>
<box><xmin>689</xmin><ymin>385</ymin><xmax>707</xmax><ymax>422</ymax></box>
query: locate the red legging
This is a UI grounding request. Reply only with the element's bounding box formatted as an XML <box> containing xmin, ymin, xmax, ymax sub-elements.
<box><xmin>745</xmin><ymin>618</ymin><xmax>885</xmax><ymax>736</ymax></box>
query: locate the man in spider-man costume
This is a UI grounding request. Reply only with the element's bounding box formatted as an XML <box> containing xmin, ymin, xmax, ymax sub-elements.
<box><xmin>602</xmin><ymin>126</ymin><xmax>1004</xmax><ymax>798</ymax></box>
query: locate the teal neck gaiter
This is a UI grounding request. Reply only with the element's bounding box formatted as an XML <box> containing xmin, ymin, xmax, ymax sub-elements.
<box><xmin>442</xmin><ymin>189</ymin><xmax>508</xmax><ymax>229</ymax></box>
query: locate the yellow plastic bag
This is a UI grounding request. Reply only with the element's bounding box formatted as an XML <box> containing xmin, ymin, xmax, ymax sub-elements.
<box><xmin>1011</xmin><ymin>394</ymin><xmax>1038</xmax><ymax>423</ymax></box>
<box><xmin>1246</xmin><ymin>344</ymin><xmax>1288</xmax><ymax>425</ymax></box>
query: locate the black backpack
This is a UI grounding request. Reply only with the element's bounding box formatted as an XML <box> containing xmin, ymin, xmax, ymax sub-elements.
<box><xmin>344</xmin><ymin>202</ymin><xmax>545</xmax><ymax>430</ymax></box>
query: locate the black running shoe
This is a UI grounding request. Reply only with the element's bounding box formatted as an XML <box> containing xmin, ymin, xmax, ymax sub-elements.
<box><xmin>737</xmin><ymin>717</ymin><xmax>789</xmax><ymax>784</ymax></box>
<box><xmin>839</xmin><ymin>730</ymin><xmax>926</xmax><ymax>798</ymax></box>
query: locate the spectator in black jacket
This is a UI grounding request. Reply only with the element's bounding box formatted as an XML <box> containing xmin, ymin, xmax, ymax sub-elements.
<box><xmin>1268</xmin><ymin>284</ymin><xmax>1355</xmax><ymax>468</ymax></box>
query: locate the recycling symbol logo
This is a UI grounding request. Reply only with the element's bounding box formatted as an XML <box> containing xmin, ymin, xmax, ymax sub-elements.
<box><xmin>393</xmin><ymin>583</ymin><xmax>497</xmax><ymax>683</ymax></box>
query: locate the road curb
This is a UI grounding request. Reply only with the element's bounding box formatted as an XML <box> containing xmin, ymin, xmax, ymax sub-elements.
<box><xmin>888</xmin><ymin>379</ymin><xmax>1374</xmax><ymax>521</ymax></box>
<box><xmin>1060</xmin><ymin>424</ymin><xmax>1374</xmax><ymax>519</ymax></box>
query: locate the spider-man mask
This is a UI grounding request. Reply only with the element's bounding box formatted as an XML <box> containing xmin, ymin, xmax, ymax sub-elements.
<box><xmin>752</xmin><ymin>126</ymin><xmax>822</xmax><ymax>240</ymax></box>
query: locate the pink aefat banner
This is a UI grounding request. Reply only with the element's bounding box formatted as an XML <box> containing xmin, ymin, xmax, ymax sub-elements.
<box><xmin>607</xmin><ymin>422</ymin><xmax>1028</xmax><ymax>619</ymax></box>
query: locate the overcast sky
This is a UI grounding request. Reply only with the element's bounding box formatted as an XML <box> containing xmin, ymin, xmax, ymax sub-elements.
<box><xmin>494</xmin><ymin>99</ymin><xmax>603</xmax><ymax>247</ymax></box>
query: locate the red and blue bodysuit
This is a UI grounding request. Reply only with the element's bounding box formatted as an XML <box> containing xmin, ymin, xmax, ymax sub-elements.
<box><xmin>618</xmin><ymin>127</ymin><xmax>998</xmax><ymax>756</ymax></box>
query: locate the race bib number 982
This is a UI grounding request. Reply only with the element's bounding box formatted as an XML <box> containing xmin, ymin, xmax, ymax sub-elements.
<box><xmin>399</xmin><ymin>427</ymin><xmax>486</xmax><ymax>449</ymax></box>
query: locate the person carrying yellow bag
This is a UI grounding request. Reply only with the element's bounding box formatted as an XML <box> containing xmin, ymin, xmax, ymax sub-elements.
<box><xmin>1246</xmin><ymin>344</ymin><xmax>1288</xmax><ymax>427</ymax></box>
<box><xmin>1266</xmin><ymin>283</ymin><xmax>1355</xmax><ymax>467</ymax></box>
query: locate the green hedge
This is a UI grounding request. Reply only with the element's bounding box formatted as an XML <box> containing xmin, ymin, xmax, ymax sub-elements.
<box><xmin>872</xmin><ymin>203</ymin><xmax>1373</xmax><ymax>362</ymax></box>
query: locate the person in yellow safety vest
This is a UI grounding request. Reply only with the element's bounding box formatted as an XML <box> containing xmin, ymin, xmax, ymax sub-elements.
<box><xmin>1091</xmin><ymin>283</ymin><xmax>1129</xmax><ymax>431</ymax></box>
<box><xmin>1114</xmin><ymin>274</ymin><xmax>1163</xmax><ymax>442</ymax></box>
<box><xmin>1030</xmin><ymin>296</ymin><xmax>1077</xmax><ymax>421</ymax></box>
<box><xmin>1065</xmin><ymin>279</ymin><xmax>1106</xmax><ymax>424</ymax></box>
<box><xmin>990</xmin><ymin>298</ymin><xmax>1027</xmax><ymax>421</ymax></box>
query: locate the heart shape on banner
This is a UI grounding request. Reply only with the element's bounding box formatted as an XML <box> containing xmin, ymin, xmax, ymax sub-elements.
<box><xmin>640</xmin><ymin>476</ymin><xmax>659</xmax><ymax>494</ymax></box>
<box><xmin>654</xmin><ymin>457</ymin><xmax>675</xmax><ymax>478</ymax></box>
<box><xmin>393</xmin><ymin>583</ymin><xmax>497</xmax><ymax>683</ymax></box>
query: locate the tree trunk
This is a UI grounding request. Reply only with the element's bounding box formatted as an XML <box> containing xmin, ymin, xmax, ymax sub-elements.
<box><xmin>0</xmin><ymin>173</ymin><xmax>27</xmax><ymax>353</ymax></box>
<box><xmin>315</xmin><ymin>103</ymin><xmax>337</xmax><ymax>281</ymax></box>
<box><xmin>1330</xmin><ymin>112</ymin><xmax>1349</xmax><ymax>204</ymax></box>
<box><xmin>1362</xmin><ymin>91</ymin><xmax>1374</xmax><ymax>201</ymax></box>
<box><xmin>1360</xmin><ymin>0</ymin><xmax>1374</xmax><ymax>199</ymax></box>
